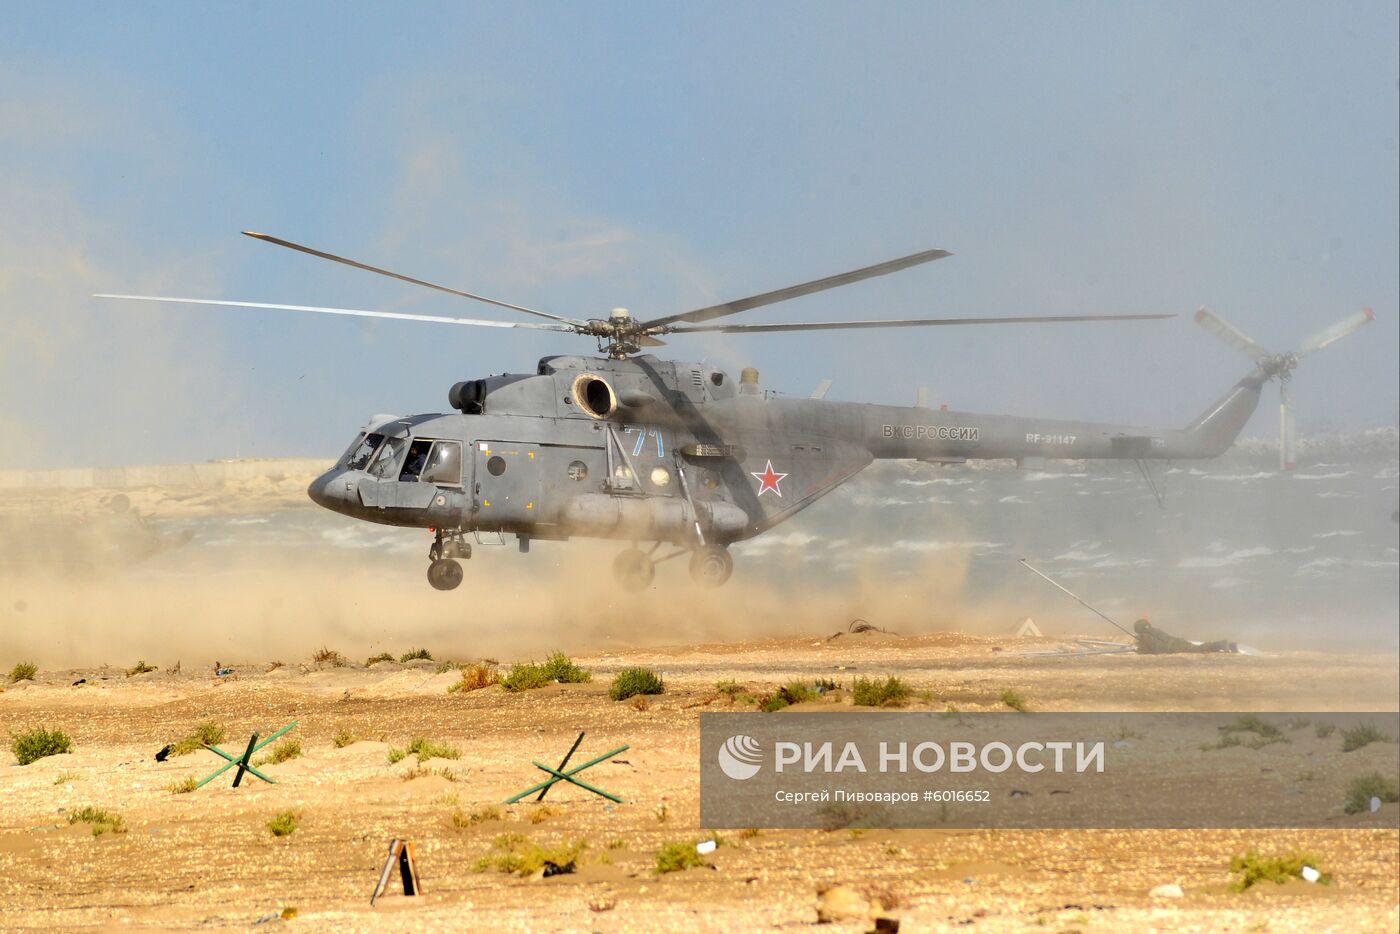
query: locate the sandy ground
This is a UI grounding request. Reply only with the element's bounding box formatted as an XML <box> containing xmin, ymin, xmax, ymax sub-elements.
<box><xmin>1</xmin><ymin>633</ymin><xmax>1397</xmax><ymax>933</ymax></box>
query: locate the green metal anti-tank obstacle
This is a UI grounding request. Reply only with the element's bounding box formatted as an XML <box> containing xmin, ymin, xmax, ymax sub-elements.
<box><xmin>504</xmin><ymin>731</ymin><xmax>629</xmax><ymax>804</ymax></box>
<box><xmin>196</xmin><ymin>720</ymin><xmax>299</xmax><ymax>789</ymax></box>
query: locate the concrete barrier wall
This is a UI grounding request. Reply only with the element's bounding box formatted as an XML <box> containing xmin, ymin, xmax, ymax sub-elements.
<box><xmin>0</xmin><ymin>458</ymin><xmax>332</xmax><ymax>490</ymax></box>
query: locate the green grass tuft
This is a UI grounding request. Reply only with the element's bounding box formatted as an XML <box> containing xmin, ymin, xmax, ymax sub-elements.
<box><xmin>68</xmin><ymin>806</ymin><xmax>126</xmax><ymax>836</ymax></box>
<box><xmin>609</xmin><ymin>667</ymin><xmax>666</xmax><ymax>701</ymax></box>
<box><xmin>1229</xmin><ymin>851</ymin><xmax>1330</xmax><ymax>891</ymax></box>
<box><xmin>11</xmin><ymin>727</ymin><xmax>71</xmax><ymax>765</ymax></box>
<box><xmin>1315</xmin><ymin>722</ymin><xmax>1337</xmax><ymax>739</ymax></box>
<box><xmin>1341</xmin><ymin>722</ymin><xmax>1391</xmax><ymax>752</ymax></box>
<box><xmin>452</xmin><ymin>805</ymin><xmax>502</xmax><ymax>828</ymax></box>
<box><xmin>8</xmin><ymin>661</ymin><xmax>37</xmax><ymax>683</ymax></box>
<box><xmin>999</xmin><ymin>688</ymin><xmax>1029</xmax><ymax>712</ymax></box>
<box><xmin>262</xmin><ymin>737</ymin><xmax>302</xmax><ymax>765</ymax></box>
<box><xmin>400</xmin><ymin>648</ymin><xmax>433</xmax><ymax>662</ymax></box>
<box><xmin>365</xmin><ymin>652</ymin><xmax>394</xmax><ymax>666</ymax></box>
<box><xmin>473</xmin><ymin>835</ymin><xmax>586</xmax><ymax>875</ymax></box>
<box><xmin>502</xmin><ymin>652</ymin><xmax>591</xmax><ymax>692</ymax></box>
<box><xmin>1222</xmin><ymin>714</ymin><xmax>1282</xmax><ymax>739</ymax></box>
<box><xmin>852</xmin><ymin>675</ymin><xmax>911</xmax><ymax>708</ymax></box>
<box><xmin>655</xmin><ymin>840</ymin><xmax>707</xmax><ymax>874</ymax></box>
<box><xmin>267</xmin><ymin>810</ymin><xmax>299</xmax><ymax>837</ymax></box>
<box><xmin>168</xmin><ymin>776</ymin><xmax>198</xmax><ymax>794</ymax></box>
<box><xmin>54</xmin><ymin>771</ymin><xmax>80</xmax><ymax>785</ymax></box>
<box><xmin>169</xmin><ymin>720</ymin><xmax>226</xmax><ymax>757</ymax></box>
<box><xmin>390</xmin><ymin>736</ymin><xmax>460</xmax><ymax>764</ymax></box>
<box><xmin>1344</xmin><ymin>772</ymin><xmax>1399</xmax><ymax>814</ymax></box>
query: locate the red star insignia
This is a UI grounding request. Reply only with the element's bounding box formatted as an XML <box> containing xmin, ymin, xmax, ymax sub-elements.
<box><xmin>751</xmin><ymin>459</ymin><xmax>788</xmax><ymax>497</ymax></box>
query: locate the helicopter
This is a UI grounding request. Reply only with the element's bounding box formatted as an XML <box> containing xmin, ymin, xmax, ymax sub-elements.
<box><xmin>97</xmin><ymin>231</ymin><xmax>1339</xmax><ymax>591</ymax></box>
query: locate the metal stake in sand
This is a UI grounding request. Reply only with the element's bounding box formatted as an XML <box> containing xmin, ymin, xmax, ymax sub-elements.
<box><xmin>505</xmin><ymin>737</ymin><xmax>629</xmax><ymax>804</ymax></box>
<box><xmin>195</xmin><ymin>720</ymin><xmax>298</xmax><ymax>789</ymax></box>
<box><xmin>1017</xmin><ymin>559</ymin><xmax>1136</xmax><ymax>640</ymax></box>
<box><xmin>536</xmin><ymin>731</ymin><xmax>586</xmax><ymax>802</ymax></box>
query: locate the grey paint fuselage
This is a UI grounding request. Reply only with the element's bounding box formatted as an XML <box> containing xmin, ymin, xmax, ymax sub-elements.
<box><xmin>307</xmin><ymin>354</ymin><xmax>1263</xmax><ymax>546</ymax></box>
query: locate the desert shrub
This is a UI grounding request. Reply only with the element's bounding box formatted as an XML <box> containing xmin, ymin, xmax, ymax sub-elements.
<box><xmin>365</xmin><ymin>652</ymin><xmax>394</xmax><ymax>666</ymax></box>
<box><xmin>390</xmin><ymin>736</ymin><xmax>459</xmax><ymax>764</ymax></box>
<box><xmin>452</xmin><ymin>806</ymin><xmax>502</xmax><ymax>828</ymax></box>
<box><xmin>8</xmin><ymin>661</ymin><xmax>37</xmax><ymax>683</ymax></box>
<box><xmin>655</xmin><ymin>840</ymin><xmax>707</xmax><ymax>874</ymax></box>
<box><xmin>715</xmin><ymin>679</ymin><xmax>743</xmax><ymax>697</ymax></box>
<box><xmin>1315</xmin><ymin>722</ymin><xmax>1337</xmax><ymax>739</ymax></box>
<box><xmin>125</xmin><ymin>660</ymin><xmax>157</xmax><ymax>677</ymax></box>
<box><xmin>262</xmin><ymin>738</ymin><xmax>302</xmax><ymax>764</ymax></box>
<box><xmin>1229</xmin><ymin>851</ymin><xmax>1330</xmax><ymax>891</ymax></box>
<box><xmin>529</xmin><ymin>805</ymin><xmax>557</xmax><ymax>824</ymax></box>
<box><xmin>474</xmin><ymin>835</ymin><xmax>586</xmax><ymax>875</ymax></box>
<box><xmin>1222</xmin><ymin>714</ymin><xmax>1282</xmax><ymax>739</ymax></box>
<box><xmin>502</xmin><ymin>663</ymin><xmax>552</xmax><ymax>692</ymax></box>
<box><xmin>758</xmin><ymin>692</ymin><xmax>790</xmax><ymax>713</ymax></box>
<box><xmin>170</xmin><ymin>720</ymin><xmax>226</xmax><ymax>757</ymax></box>
<box><xmin>312</xmin><ymin>647</ymin><xmax>345</xmax><ymax>667</ymax></box>
<box><xmin>1000</xmin><ymin>689</ymin><xmax>1028</xmax><ymax>712</ymax></box>
<box><xmin>332</xmin><ymin>728</ymin><xmax>354</xmax><ymax>748</ymax></box>
<box><xmin>779</xmin><ymin>681</ymin><xmax>818</xmax><ymax>704</ymax></box>
<box><xmin>1341</xmin><ymin>722</ymin><xmax>1391</xmax><ymax>752</ymax></box>
<box><xmin>852</xmin><ymin>675</ymin><xmax>911</xmax><ymax>708</ymax></box>
<box><xmin>267</xmin><ymin>810</ymin><xmax>299</xmax><ymax>837</ymax></box>
<box><xmin>400</xmin><ymin>648</ymin><xmax>433</xmax><ymax>662</ymax></box>
<box><xmin>1344</xmin><ymin>772</ymin><xmax>1399</xmax><ymax>814</ymax></box>
<box><xmin>541</xmin><ymin>652</ymin><xmax>591</xmax><ymax>683</ymax></box>
<box><xmin>54</xmin><ymin>771</ymin><xmax>79</xmax><ymax>785</ymax></box>
<box><xmin>449</xmin><ymin>663</ymin><xmax>500</xmax><ymax>693</ymax></box>
<box><xmin>168</xmin><ymin>776</ymin><xmax>198</xmax><ymax>794</ymax></box>
<box><xmin>11</xmin><ymin>727</ymin><xmax>72</xmax><ymax>765</ymax></box>
<box><xmin>501</xmin><ymin>652</ymin><xmax>589</xmax><ymax>692</ymax></box>
<box><xmin>434</xmin><ymin>660</ymin><xmax>460</xmax><ymax>674</ymax></box>
<box><xmin>609</xmin><ymin>667</ymin><xmax>665</xmax><ymax>701</ymax></box>
<box><xmin>68</xmin><ymin>806</ymin><xmax>126</xmax><ymax>836</ymax></box>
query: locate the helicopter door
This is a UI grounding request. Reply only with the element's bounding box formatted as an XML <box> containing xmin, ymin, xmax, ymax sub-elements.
<box><xmin>472</xmin><ymin>441</ymin><xmax>543</xmax><ymax>526</ymax></box>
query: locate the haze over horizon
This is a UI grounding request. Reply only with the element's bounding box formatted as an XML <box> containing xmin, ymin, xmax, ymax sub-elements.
<box><xmin>2</xmin><ymin>3</ymin><xmax>1396</xmax><ymax>469</ymax></box>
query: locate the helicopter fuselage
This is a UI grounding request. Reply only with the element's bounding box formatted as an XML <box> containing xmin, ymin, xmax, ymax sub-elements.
<box><xmin>307</xmin><ymin>353</ymin><xmax>1264</xmax><ymax>557</ymax></box>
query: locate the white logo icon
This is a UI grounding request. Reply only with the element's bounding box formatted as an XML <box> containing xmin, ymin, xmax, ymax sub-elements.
<box><xmin>718</xmin><ymin>734</ymin><xmax>763</xmax><ymax>780</ymax></box>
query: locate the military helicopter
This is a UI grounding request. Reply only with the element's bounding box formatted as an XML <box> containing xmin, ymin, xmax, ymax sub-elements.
<box><xmin>100</xmin><ymin>232</ymin><xmax>1285</xmax><ymax>591</ymax></box>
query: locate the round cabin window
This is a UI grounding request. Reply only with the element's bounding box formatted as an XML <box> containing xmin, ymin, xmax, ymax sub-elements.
<box><xmin>568</xmin><ymin>460</ymin><xmax>588</xmax><ymax>481</ymax></box>
<box><xmin>650</xmin><ymin>466</ymin><xmax>672</xmax><ymax>487</ymax></box>
<box><xmin>487</xmin><ymin>455</ymin><xmax>507</xmax><ymax>476</ymax></box>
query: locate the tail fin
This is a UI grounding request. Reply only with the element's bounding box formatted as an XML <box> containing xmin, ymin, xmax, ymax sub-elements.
<box><xmin>1181</xmin><ymin>372</ymin><xmax>1265</xmax><ymax>457</ymax></box>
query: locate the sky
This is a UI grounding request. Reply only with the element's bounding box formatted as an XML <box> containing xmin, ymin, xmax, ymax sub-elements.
<box><xmin>1</xmin><ymin>1</ymin><xmax>1396</xmax><ymax>468</ymax></box>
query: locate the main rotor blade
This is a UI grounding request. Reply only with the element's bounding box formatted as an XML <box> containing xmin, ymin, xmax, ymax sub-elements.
<box><xmin>639</xmin><ymin>248</ymin><xmax>952</xmax><ymax>330</ymax></box>
<box><xmin>1299</xmin><ymin>307</ymin><xmax>1374</xmax><ymax>354</ymax></box>
<box><xmin>1193</xmin><ymin>307</ymin><xmax>1271</xmax><ymax>362</ymax></box>
<box><xmin>241</xmin><ymin>231</ymin><xmax>588</xmax><ymax>327</ymax></box>
<box><xmin>665</xmin><ymin>312</ymin><xmax>1174</xmax><ymax>334</ymax></box>
<box><xmin>93</xmin><ymin>294</ymin><xmax>582</xmax><ymax>332</ymax></box>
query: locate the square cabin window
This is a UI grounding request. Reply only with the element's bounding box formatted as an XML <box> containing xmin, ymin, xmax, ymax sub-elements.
<box><xmin>421</xmin><ymin>440</ymin><xmax>463</xmax><ymax>486</ymax></box>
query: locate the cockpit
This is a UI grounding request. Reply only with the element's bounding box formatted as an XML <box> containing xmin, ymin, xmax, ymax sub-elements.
<box><xmin>337</xmin><ymin>431</ymin><xmax>464</xmax><ymax>486</ymax></box>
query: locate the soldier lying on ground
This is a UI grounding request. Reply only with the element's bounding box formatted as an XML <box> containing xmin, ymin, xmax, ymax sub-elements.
<box><xmin>1133</xmin><ymin>618</ymin><xmax>1238</xmax><ymax>655</ymax></box>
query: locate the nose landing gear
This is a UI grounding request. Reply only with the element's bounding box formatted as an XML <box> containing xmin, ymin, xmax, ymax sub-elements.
<box><xmin>427</xmin><ymin>529</ymin><xmax>471</xmax><ymax>591</ymax></box>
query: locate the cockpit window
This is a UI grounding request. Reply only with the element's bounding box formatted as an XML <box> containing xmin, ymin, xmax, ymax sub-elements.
<box><xmin>343</xmin><ymin>432</ymin><xmax>385</xmax><ymax>470</ymax></box>
<box><xmin>399</xmin><ymin>439</ymin><xmax>434</xmax><ymax>481</ymax></box>
<box><xmin>420</xmin><ymin>440</ymin><xmax>463</xmax><ymax>486</ymax></box>
<box><xmin>368</xmin><ymin>436</ymin><xmax>407</xmax><ymax>479</ymax></box>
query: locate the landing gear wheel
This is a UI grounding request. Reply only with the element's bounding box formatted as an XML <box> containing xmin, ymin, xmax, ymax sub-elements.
<box><xmin>613</xmin><ymin>548</ymin><xmax>656</xmax><ymax>591</ymax></box>
<box><xmin>427</xmin><ymin>558</ymin><xmax>464</xmax><ymax>591</ymax></box>
<box><xmin>688</xmin><ymin>544</ymin><xmax>733</xmax><ymax>587</ymax></box>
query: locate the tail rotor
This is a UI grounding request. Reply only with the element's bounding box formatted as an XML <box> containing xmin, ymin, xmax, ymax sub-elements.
<box><xmin>1193</xmin><ymin>306</ymin><xmax>1374</xmax><ymax>471</ymax></box>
